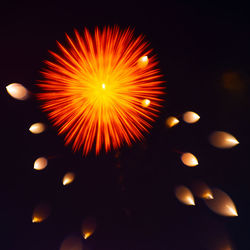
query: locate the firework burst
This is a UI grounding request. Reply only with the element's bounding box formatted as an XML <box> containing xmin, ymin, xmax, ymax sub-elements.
<box><xmin>38</xmin><ymin>26</ymin><xmax>165</xmax><ymax>155</ymax></box>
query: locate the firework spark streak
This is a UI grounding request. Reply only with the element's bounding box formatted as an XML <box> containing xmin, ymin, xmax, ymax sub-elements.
<box><xmin>38</xmin><ymin>26</ymin><xmax>165</xmax><ymax>155</ymax></box>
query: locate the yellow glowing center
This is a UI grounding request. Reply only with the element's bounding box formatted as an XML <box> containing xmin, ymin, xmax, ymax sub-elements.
<box><xmin>102</xmin><ymin>83</ymin><xmax>106</xmax><ymax>90</ymax></box>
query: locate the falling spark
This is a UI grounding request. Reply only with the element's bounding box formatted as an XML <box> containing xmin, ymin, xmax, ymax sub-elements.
<box><xmin>209</xmin><ymin>131</ymin><xmax>239</xmax><ymax>149</ymax></box>
<box><xmin>29</xmin><ymin>122</ymin><xmax>46</xmax><ymax>134</ymax></box>
<box><xmin>141</xmin><ymin>99</ymin><xmax>151</xmax><ymax>107</ymax></box>
<box><xmin>175</xmin><ymin>185</ymin><xmax>195</xmax><ymax>206</ymax></box>
<box><xmin>182</xmin><ymin>111</ymin><xmax>200</xmax><ymax>124</ymax></box>
<box><xmin>166</xmin><ymin>116</ymin><xmax>179</xmax><ymax>128</ymax></box>
<box><xmin>6</xmin><ymin>83</ymin><xmax>29</xmax><ymax>100</ymax></box>
<box><xmin>181</xmin><ymin>152</ymin><xmax>198</xmax><ymax>167</ymax></box>
<box><xmin>60</xmin><ymin>235</ymin><xmax>83</xmax><ymax>250</ymax></box>
<box><xmin>137</xmin><ymin>55</ymin><xmax>149</xmax><ymax>68</ymax></box>
<box><xmin>192</xmin><ymin>181</ymin><xmax>213</xmax><ymax>200</ymax></box>
<box><xmin>32</xmin><ymin>202</ymin><xmax>51</xmax><ymax>223</ymax></box>
<box><xmin>37</xmin><ymin>26</ymin><xmax>165</xmax><ymax>155</ymax></box>
<box><xmin>34</xmin><ymin>157</ymin><xmax>48</xmax><ymax>170</ymax></box>
<box><xmin>82</xmin><ymin>217</ymin><xmax>96</xmax><ymax>239</ymax></box>
<box><xmin>205</xmin><ymin>188</ymin><xmax>238</xmax><ymax>217</ymax></box>
<box><xmin>62</xmin><ymin>172</ymin><xmax>75</xmax><ymax>186</ymax></box>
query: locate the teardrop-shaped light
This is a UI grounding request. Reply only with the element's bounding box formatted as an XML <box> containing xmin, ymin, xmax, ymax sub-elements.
<box><xmin>32</xmin><ymin>202</ymin><xmax>51</xmax><ymax>223</ymax></box>
<box><xmin>182</xmin><ymin>111</ymin><xmax>200</xmax><ymax>124</ymax></box>
<box><xmin>137</xmin><ymin>55</ymin><xmax>149</xmax><ymax>68</ymax></box>
<box><xmin>205</xmin><ymin>188</ymin><xmax>238</xmax><ymax>217</ymax></box>
<box><xmin>175</xmin><ymin>185</ymin><xmax>195</xmax><ymax>206</ymax></box>
<box><xmin>141</xmin><ymin>99</ymin><xmax>150</xmax><ymax>107</ymax></box>
<box><xmin>34</xmin><ymin>157</ymin><xmax>48</xmax><ymax>170</ymax></box>
<box><xmin>166</xmin><ymin>116</ymin><xmax>179</xmax><ymax>128</ymax></box>
<box><xmin>181</xmin><ymin>152</ymin><xmax>198</xmax><ymax>167</ymax></box>
<box><xmin>29</xmin><ymin>123</ymin><xmax>46</xmax><ymax>134</ymax></box>
<box><xmin>62</xmin><ymin>172</ymin><xmax>75</xmax><ymax>186</ymax></box>
<box><xmin>82</xmin><ymin>217</ymin><xmax>97</xmax><ymax>239</ymax></box>
<box><xmin>6</xmin><ymin>83</ymin><xmax>29</xmax><ymax>100</ymax></box>
<box><xmin>209</xmin><ymin>131</ymin><xmax>239</xmax><ymax>149</ymax></box>
<box><xmin>192</xmin><ymin>181</ymin><xmax>214</xmax><ymax>200</ymax></box>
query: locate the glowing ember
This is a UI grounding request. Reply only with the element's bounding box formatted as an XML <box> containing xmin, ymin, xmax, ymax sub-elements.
<box><xmin>34</xmin><ymin>157</ymin><xmax>48</xmax><ymax>170</ymax></box>
<box><xmin>38</xmin><ymin>26</ymin><xmax>165</xmax><ymax>155</ymax></box>
<box><xmin>209</xmin><ymin>131</ymin><xmax>239</xmax><ymax>149</ymax></box>
<box><xmin>181</xmin><ymin>152</ymin><xmax>198</xmax><ymax>167</ymax></box>
<box><xmin>32</xmin><ymin>202</ymin><xmax>51</xmax><ymax>223</ymax></box>
<box><xmin>205</xmin><ymin>188</ymin><xmax>238</xmax><ymax>217</ymax></box>
<box><xmin>182</xmin><ymin>111</ymin><xmax>200</xmax><ymax>124</ymax></box>
<box><xmin>137</xmin><ymin>55</ymin><xmax>149</xmax><ymax>68</ymax></box>
<box><xmin>62</xmin><ymin>172</ymin><xmax>75</xmax><ymax>186</ymax></box>
<box><xmin>6</xmin><ymin>83</ymin><xmax>29</xmax><ymax>100</ymax></box>
<box><xmin>29</xmin><ymin>122</ymin><xmax>46</xmax><ymax>134</ymax></box>
<box><xmin>166</xmin><ymin>116</ymin><xmax>179</xmax><ymax>128</ymax></box>
<box><xmin>82</xmin><ymin>217</ymin><xmax>96</xmax><ymax>239</ymax></box>
<box><xmin>175</xmin><ymin>185</ymin><xmax>195</xmax><ymax>206</ymax></box>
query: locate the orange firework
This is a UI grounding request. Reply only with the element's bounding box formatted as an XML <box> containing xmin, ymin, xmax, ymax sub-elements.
<box><xmin>37</xmin><ymin>26</ymin><xmax>165</xmax><ymax>155</ymax></box>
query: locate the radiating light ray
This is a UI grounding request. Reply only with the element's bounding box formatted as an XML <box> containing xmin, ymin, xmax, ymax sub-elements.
<box><xmin>37</xmin><ymin>26</ymin><xmax>165</xmax><ymax>155</ymax></box>
<box><xmin>182</xmin><ymin>111</ymin><xmax>200</xmax><ymax>124</ymax></box>
<box><xmin>205</xmin><ymin>188</ymin><xmax>238</xmax><ymax>217</ymax></box>
<box><xmin>29</xmin><ymin>122</ymin><xmax>46</xmax><ymax>134</ymax></box>
<box><xmin>82</xmin><ymin>217</ymin><xmax>96</xmax><ymax>239</ymax></box>
<box><xmin>34</xmin><ymin>157</ymin><xmax>48</xmax><ymax>170</ymax></box>
<box><xmin>209</xmin><ymin>131</ymin><xmax>239</xmax><ymax>149</ymax></box>
<box><xmin>62</xmin><ymin>172</ymin><xmax>75</xmax><ymax>186</ymax></box>
<box><xmin>192</xmin><ymin>181</ymin><xmax>213</xmax><ymax>200</ymax></box>
<box><xmin>6</xmin><ymin>83</ymin><xmax>29</xmax><ymax>100</ymax></box>
<box><xmin>181</xmin><ymin>152</ymin><xmax>198</xmax><ymax>167</ymax></box>
<box><xmin>166</xmin><ymin>116</ymin><xmax>179</xmax><ymax>128</ymax></box>
<box><xmin>32</xmin><ymin>202</ymin><xmax>51</xmax><ymax>223</ymax></box>
<box><xmin>175</xmin><ymin>185</ymin><xmax>195</xmax><ymax>206</ymax></box>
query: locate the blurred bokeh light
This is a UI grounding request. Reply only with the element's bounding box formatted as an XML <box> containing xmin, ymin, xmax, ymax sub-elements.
<box><xmin>82</xmin><ymin>217</ymin><xmax>97</xmax><ymax>239</ymax></box>
<box><xmin>175</xmin><ymin>185</ymin><xmax>195</xmax><ymax>206</ymax></box>
<box><xmin>62</xmin><ymin>172</ymin><xmax>75</xmax><ymax>186</ymax></box>
<box><xmin>192</xmin><ymin>181</ymin><xmax>213</xmax><ymax>200</ymax></box>
<box><xmin>209</xmin><ymin>131</ymin><xmax>239</xmax><ymax>149</ymax></box>
<box><xmin>34</xmin><ymin>157</ymin><xmax>48</xmax><ymax>170</ymax></box>
<box><xmin>205</xmin><ymin>188</ymin><xmax>238</xmax><ymax>217</ymax></box>
<box><xmin>29</xmin><ymin>122</ymin><xmax>46</xmax><ymax>134</ymax></box>
<box><xmin>182</xmin><ymin>111</ymin><xmax>200</xmax><ymax>124</ymax></box>
<box><xmin>32</xmin><ymin>202</ymin><xmax>51</xmax><ymax>223</ymax></box>
<box><xmin>181</xmin><ymin>152</ymin><xmax>198</xmax><ymax>167</ymax></box>
<box><xmin>166</xmin><ymin>116</ymin><xmax>179</xmax><ymax>128</ymax></box>
<box><xmin>6</xmin><ymin>83</ymin><xmax>29</xmax><ymax>100</ymax></box>
<box><xmin>60</xmin><ymin>235</ymin><xmax>83</xmax><ymax>250</ymax></box>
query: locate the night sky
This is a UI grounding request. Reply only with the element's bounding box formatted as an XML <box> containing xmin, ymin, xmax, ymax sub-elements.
<box><xmin>1</xmin><ymin>1</ymin><xmax>249</xmax><ymax>249</ymax></box>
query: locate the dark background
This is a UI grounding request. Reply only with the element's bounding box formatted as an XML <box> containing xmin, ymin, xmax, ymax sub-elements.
<box><xmin>1</xmin><ymin>1</ymin><xmax>249</xmax><ymax>249</ymax></box>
